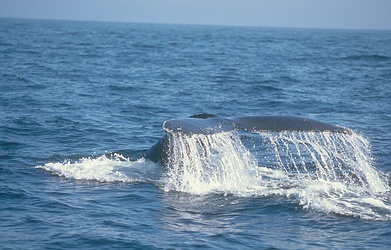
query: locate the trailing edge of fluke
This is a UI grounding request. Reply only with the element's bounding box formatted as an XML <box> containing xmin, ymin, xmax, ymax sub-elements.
<box><xmin>145</xmin><ymin>114</ymin><xmax>350</xmax><ymax>164</ymax></box>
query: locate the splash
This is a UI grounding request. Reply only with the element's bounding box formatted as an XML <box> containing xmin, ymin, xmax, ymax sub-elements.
<box><xmin>258</xmin><ymin>131</ymin><xmax>388</xmax><ymax>193</ymax></box>
<box><xmin>162</xmin><ymin>131</ymin><xmax>261</xmax><ymax>194</ymax></box>
<box><xmin>36</xmin><ymin>130</ymin><xmax>390</xmax><ymax>220</ymax></box>
<box><xmin>36</xmin><ymin>153</ymin><xmax>159</xmax><ymax>183</ymax></box>
<box><xmin>257</xmin><ymin>131</ymin><xmax>390</xmax><ymax>220</ymax></box>
<box><xmin>161</xmin><ymin>130</ymin><xmax>391</xmax><ymax>220</ymax></box>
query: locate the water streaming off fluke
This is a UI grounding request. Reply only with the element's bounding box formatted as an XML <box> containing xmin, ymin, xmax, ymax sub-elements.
<box><xmin>162</xmin><ymin>131</ymin><xmax>261</xmax><ymax>194</ymax></box>
<box><xmin>37</xmin><ymin>129</ymin><xmax>390</xmax><ymax>220</ymax></box>
<box><xmin>257</xmin><ymin>131</ymin><xmax>388</xmax><ymax>193</ymax></box>
<box><xmin>162</xmin><ymin>130</ymin><xmax>390</xmax><ymax>220</ymax></box>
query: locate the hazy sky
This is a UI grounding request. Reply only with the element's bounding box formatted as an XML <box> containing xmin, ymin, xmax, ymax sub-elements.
<box><xmin>1</xmin><ymin>0</ymin><xmax>390</xmax><ymax>30</ymax></box>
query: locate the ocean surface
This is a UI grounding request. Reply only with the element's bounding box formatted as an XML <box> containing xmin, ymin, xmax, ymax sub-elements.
<box><xmin>1</xmin><ymin>18</ymin><xmax>391</xmax><ymax>249</ymax></box>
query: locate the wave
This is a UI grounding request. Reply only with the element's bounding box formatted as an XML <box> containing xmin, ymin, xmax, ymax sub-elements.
<box><xmin>36</xmin><ymin>131</ymin><xmax>391</xmax><ymax>220</ymax></box>
<box><xmin>341</xmin><ymin>54</ymin><xmax>391</xmax><ymax>62</ymax></box>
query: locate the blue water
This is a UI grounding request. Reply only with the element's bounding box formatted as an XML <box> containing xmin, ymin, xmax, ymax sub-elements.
<box><xmin>1</xmin><ymin>18</ymin><xmax>391</xmax><ymax>249</ymax></box>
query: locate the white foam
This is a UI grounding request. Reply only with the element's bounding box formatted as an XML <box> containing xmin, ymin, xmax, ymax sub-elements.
<box><xmin>36</xmin><ymin>153</ymin><xmax>159</xmax><ymax>183</ymax></box>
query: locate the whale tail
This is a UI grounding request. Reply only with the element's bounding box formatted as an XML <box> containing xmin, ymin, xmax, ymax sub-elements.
<box><xmin>145</xmin><ymin>114</ymin><xmax>350</xmax><ymax>164</ymax></box>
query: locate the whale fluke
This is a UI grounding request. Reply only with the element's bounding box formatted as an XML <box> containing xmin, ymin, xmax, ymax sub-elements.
<box><xmin>144</xmin><ymin>114</ymin><xmax>350</xmax><ymax>164</ymax></box>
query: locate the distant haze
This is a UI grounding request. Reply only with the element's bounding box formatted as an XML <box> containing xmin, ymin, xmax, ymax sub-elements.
<box><xmin>1</xmin><ymin>0</ymin><xmax>390</xmax><ymax>30</ymax></box>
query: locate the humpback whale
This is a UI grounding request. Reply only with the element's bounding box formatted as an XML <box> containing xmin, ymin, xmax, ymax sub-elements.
<box><xmin>144</xmin><ymin>114</ymin><xmax>349</xmax><ymax>165</ymax></box>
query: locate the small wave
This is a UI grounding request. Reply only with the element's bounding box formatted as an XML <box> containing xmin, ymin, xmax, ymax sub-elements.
<box><xmin>341</xmin><ymin>54</ymin><xmax>391</xmax><ymax>61</ymax></box>
<box><xmin>107</xmin><ymin>84</ymin><xmax>135</xmax><ymax>92</ymax></box>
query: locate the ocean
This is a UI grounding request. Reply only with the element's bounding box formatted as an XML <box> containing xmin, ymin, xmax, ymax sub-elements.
<box><xmin>1</xmin><ymin>18</ymin><xmax>390</xmax><ymax>249</ymax></box>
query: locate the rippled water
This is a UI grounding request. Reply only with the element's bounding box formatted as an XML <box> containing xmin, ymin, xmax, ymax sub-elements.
<box><xmin>1</xmin><ymin>18</ymin><xmax>391</xmax><ymax>249</ymax></box>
